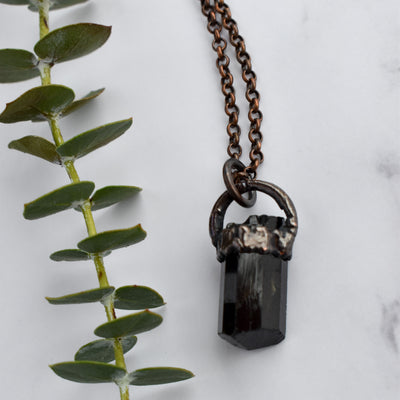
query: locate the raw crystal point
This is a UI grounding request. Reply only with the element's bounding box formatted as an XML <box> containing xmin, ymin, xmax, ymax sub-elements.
<box><xmin>217</xmin><ymin>216</ymin><xmax>288</xmax><ymax>350</ymax></box>
<box><xmin>219</xmin><ymin>252</ymin><xmax>287</xmax><ymax>349</ymax></box>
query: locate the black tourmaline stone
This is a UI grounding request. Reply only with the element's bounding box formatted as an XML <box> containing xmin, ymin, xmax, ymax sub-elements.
<box><xmin>217</xmin><ymin>215</ymin><xmax>289</xmax><ymax>350</ymax></box>
<box><xmin>219</xmin><ymin>252</ymin><xmax>287</xmax><ymax>350</ymax></box>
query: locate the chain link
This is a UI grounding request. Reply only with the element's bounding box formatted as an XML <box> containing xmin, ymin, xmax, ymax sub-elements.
<box><xmin>201</xmin><ymin>0</ymin><xmax>264</xmax><ymax>178</ymax></box>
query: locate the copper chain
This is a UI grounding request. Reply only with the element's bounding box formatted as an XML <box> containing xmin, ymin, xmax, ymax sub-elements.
<box><xmin>200</xmin><ymin>0</ymin><xmax>264</xmax><ymax>179</ymax></box>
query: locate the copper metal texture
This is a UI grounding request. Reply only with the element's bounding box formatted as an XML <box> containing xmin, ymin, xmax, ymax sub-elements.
<box><xmin>201</xmin><ymin>1</ymin><xmax>299</xmax><ymax>350</ymax></box>
<box><xmin>210</xmin><ymin>186</ymin><xmax>298</xmax><ymax>350</ymax></box>
<box><xmin>200</xmin><ymin>0</ymin><xmax>264</xmax><ymax>179</ymax></box>
<box><xmin>223</xmin><ymin>158</ymin><xmax>257</xmax><ymax>207</ymax></box>
<box><xmin>209</xmin><ymin>180</ymin><xmax>298</xmax><ymax>262</ymax></box>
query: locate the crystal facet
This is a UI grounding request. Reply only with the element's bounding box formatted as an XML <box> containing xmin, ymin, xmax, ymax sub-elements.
<box><xmin>218</xmin><ymin>251</ymin><xmax>287</xmax><ymax>350</ymax></box>
<box><xmin>210</xmin><ymin>179</ymin><xmax>298</xmax><ymax>350</ymax></box>
<box><xmin>216</xmin><ymin>215</ymin><xmax>289</xmax><ymax>350</ymax></box>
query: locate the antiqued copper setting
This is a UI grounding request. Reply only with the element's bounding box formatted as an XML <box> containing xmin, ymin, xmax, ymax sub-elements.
<box><xmin>200</xmin><ymin>0</ymin><xmax>298</xmax><ymax>350</ymax></box>
<box><xmin>209</xmin><ymin>180</ymin><xmax>298</xmax><ymax>262</ymax></box>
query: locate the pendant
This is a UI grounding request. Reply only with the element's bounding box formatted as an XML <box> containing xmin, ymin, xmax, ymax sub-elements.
<box><xmin>210</xmin><ymin>172</ymin><xmax>298</xmax><ymax>350</ymax></box>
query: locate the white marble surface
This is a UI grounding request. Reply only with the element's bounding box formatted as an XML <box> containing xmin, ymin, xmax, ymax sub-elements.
<box><xmin>0</xmin><ymin>1</ymin><xmax>399</xmax><ymax>399</ymax></box>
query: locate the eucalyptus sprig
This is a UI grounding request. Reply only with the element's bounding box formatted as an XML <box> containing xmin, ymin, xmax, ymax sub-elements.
<box><xmin>0</xmin><ymin>1</ymin><xmax>193</xmax><ymax>399</ymax></box>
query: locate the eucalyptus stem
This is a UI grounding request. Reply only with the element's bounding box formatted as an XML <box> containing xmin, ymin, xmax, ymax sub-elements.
<box><xmin>38</xmin><ymin>0</ymin><xmax>50</xmax><ymax>85</ymax></box>
<box><xmin>38</xmin><ymin>0</ymin><xmax>49</xmax><ymax>39</ymax></box>
<box><xmin>37</xmin><ymin>1</ymin><xmax>130</xmax><ymax>397</ymax></box>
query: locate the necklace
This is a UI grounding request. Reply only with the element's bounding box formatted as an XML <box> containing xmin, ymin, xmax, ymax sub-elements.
<box><xmin>200</xmin><ymin>0</ymin><xmax>299</xmax><ymax>350</ymax></box>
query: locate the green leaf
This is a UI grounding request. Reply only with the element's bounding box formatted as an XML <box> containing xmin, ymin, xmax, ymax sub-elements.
<box><xmin>0</xmin><ymin>1</ymin><xmax>28</xmax><ymax>5</ymax></box>
<box><xmin>50</xmin><ymin>249</ymin><xmax>91</xmax><ymax>262</ymax></box>
<box><xmin>0</xmin><ymin>49</ymin><xmax>39</xmax><ymax>83</ymax></box>
<box><xmin>128</xmin><ymin>368</ymin><xmax>194</xmax><ymax>386</ymax></box>
<box><xmin>94</xmin><ymin>311</ymin><xmax>162</xmax><ymax>339</ymax></box>
<box><xmin>0</xmin><ymin>85</ymin><xmax>75</xmax><ymax>123</ymax></box>
<box><xmin>114</xmin><ymin>286</ymin><xmax>165</xmax><ymax>310</ymax></box>
<box><xmin>49</xmin><ymin>0</ymin><xmax>88</xmax><ymax>10</ymax></box>
<box><xmin>0</xmin><ymin>0</ymin><xmax>88</xmax><ymax>9</ymax></box>
<box><xmin>75</xmin><ymin>336</ymin><xmax>137</xmax><ymax>363</ymax></box>
<box><xmin>50</xmin><ymin>361</ymin><xmax>126</xmax><ymax>384</ymax></box>
<box><xmin>61</xmin><ymin>88</ymin><xmax>104</xmax><ymax>118</ymax></box>
<box><xmin>34</xmin><ymin>23</ymin><xmax>111</xmax><ymax>64</ymax></box>
<box><xmin>8</xmin><ymin>136</ymin><xmax>61</xmax><ymax>164</ymax></box>
<box><xmin>78</xmin><ymin>225</ymin><xmax>146</xmax><ymax>254</ymax></box>
<box><xmin>56</xmin><ymin>119</ymin><xmax>132</xmax><ymax>160</ymax></box>
<box><xmin>91</xmin><ymin>185</ymin><xmax>141</xmax><ymax>212</ymax></box>
<box><xmin>23</xmin><ymin>181</ymin><xmax>95</xmax><ymax>220</ymax></box>
<box><xmin>46</xmin><ymin>287</ymin><xmax>114</xmax><ymax>305</ymax></box>
<box><xmin>0</xmin><ymin>0</ymin><xmax>88</xmax><ymax>10</ymax></box>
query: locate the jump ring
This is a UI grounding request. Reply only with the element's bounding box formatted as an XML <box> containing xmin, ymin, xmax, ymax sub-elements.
<box><xmin>222</xmin><ymin>158</ymin><xmax>256</xmax><ymax>207</ymax></box>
